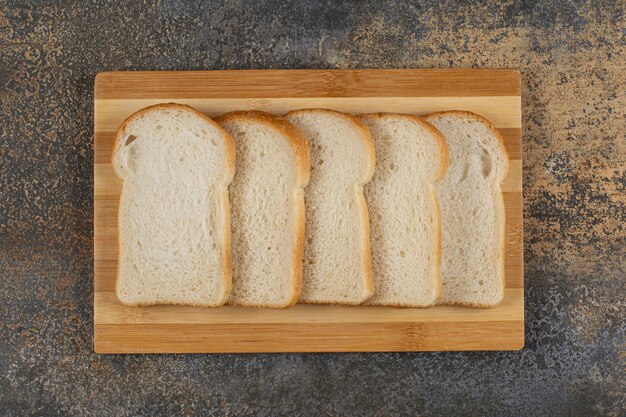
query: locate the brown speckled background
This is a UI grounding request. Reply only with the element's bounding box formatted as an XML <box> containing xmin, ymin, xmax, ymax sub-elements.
<box><xmin>0</xmin><ymin>1</ymin><xmax>624</xmax><ymax>416</ymax></box>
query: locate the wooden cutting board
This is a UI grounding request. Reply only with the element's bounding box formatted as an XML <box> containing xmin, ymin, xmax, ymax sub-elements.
<box><xmin>94</xmin><ymin>69</ymin><xmax>523</xmax><ymax>353</ymax></box>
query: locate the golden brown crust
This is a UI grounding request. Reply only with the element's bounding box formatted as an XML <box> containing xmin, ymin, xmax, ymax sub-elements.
<box><xmin>285</xmin><ymin>187</ymin><xmax>306</xmax><ymax>307</ymax></box>
<box><xmin>423</xmin><ymin>110</ymin><xmax>509</xmax><ymax>178</ymax></box>
<box><xmin>112</xmin><ymin>103</ymin><xmax>235</xmax><ymax>307</ymax></box>
<box><xmin>112</xmin><ymin>102</ymin><xmax>236</xmax><ymax>179</ymax></box>
<box><xmin>286</xmin><ymin>109</ymin><xmax>375</xmax><ymax>304</ymax></box>
<box><xmin>216</xmin><ymin>110</ymin><xmax>310</xmax><ymax>308</ymax></box>
<box><xmin>358</xmin><ymin>186</ymin><xmax>375</xmax><ymax>299</ymax></box>
<box><xmin>437</xmin><ymin>299</ymin><xmax>501</xmax><ymax>309</ymax></box>
<box><xmin>422</xmin><ymin>116</ymin><xmax>447</xmax><ymax>303</ymax></box>
<box><xmin>298</xmin><ymin>297</ymin><xmax>373</xmax><ymax>306</ymax></box>
<box><xmin>286</xmin><ymin>108</ymin><xmax>377</xmax><ymax>184</ymax></box>
<box><xmin>432</xmin><ymin>190</ymin><xmax>443</xmax><ymax>304</ymax></box>
<box><xmin>116</xmin><ymin>298</ymin><xmax>230</xmax><ymax>308</ymax></box>
<box><xmin>216</xmin><ymin>110</ymin><xmax>311</xmax><ymax>187</ymax></box>
<box><xmin>365</xmin><ymin>300</ymin><xmax>438</xmax><ymax>308</ymax></box>
<box><xmin>217</xmin><ymin>185</ymin><xmax>234</xmax><ymax>306</ymax></box>
<box><xmin>418</xmin><ymin>118</ymin><xmax>450</xmax><ymax>182</ymax></box>
<box><xmin>359</xmin><ymin>112</ymin><xmax>450</xmax><ymax>182</ymax></box>
<box><xmin>424</xmin><ymin>110</ymin><xmax>508</xmax><ymax>308</ymax></box>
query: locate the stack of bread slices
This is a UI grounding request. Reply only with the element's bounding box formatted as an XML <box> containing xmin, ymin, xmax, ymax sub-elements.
<box><xmin>113</xmin><ymin>104</ymin><xmax>508</xmax><ymax>309</ymax></box>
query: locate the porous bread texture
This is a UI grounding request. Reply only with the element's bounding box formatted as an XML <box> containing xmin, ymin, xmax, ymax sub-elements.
<box><xmin>424</xmin><ymin>111</ymin><xmax>509</xmax><ymax>308</ymax></box>
<box><xmin>359</xmin><ymin>113</ymin><xmax>448</xmax><ymax>307</ymax></box>
<box><xmin>112</xmin><ymin>103</ymin><xmax>235</xmax><ymax>307</ymax></box>
<box><xmin>285</xmin><ymin>109</ymin><xmax>375</xmax><ymax>305</ymax></box>
<box><xmin>217</xmin><ymin>111</ymin><xmax>310</xmax><ymax>308</ymax></box>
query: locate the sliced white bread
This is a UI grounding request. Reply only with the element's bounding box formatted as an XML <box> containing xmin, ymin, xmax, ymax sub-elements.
<box><xmin>424</xmin><ymin>111</ymin><xmax>509</xmax><ymax>307</ymax></box>
<box><xmin>112</xmin><ymin>103</ymin><xmax>236</xmax><ymax>307</ymax></box>
<box><xmin>358</xmin><ymin>113</ymin><xmax>448</xmax><ymax>307</ymax></box>
<box><xmin>216</xmin><ymin>111</ymin><xmax>310</xmax><ymax>308</ymax></box>
<box><xmin>285</xmin><ymin>109</ymin><xmax>375</xmax><ymax>305</ymax></box>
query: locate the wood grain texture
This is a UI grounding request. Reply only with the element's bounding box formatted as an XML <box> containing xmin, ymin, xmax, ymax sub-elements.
<box><xmin>94</xmin><ymin>321</ymin><xmax>524</xmax><ymax>353</ymax></box>
<box><xmin>94</xmin><ymin>69</ymin><xmax>523</xmax><ymax>353</ymax></box>
<box><xmin>95</xmin><ymin>69</ymin><xmax>521</xmax><ymax>99</ymax></box>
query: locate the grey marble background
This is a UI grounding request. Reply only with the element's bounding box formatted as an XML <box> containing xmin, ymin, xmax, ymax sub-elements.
<box><xmin>0</xmin><ymin>1</ymin><xmax>624</xmax><ymax>416</ymax></box>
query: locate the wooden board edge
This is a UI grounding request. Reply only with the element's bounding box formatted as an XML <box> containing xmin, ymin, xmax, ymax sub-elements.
<box><xmin>94</xmin><ymin>320</ymin><xmax>524</xmax><ymax>353</ymax></box>
<box><xmin>94</xmin><ymin>69</ymin><xmax>521</xmax><ymax>99</ymax></box>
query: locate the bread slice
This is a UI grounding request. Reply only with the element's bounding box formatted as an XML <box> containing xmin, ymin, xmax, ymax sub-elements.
<box><xmin>216</xmin><ymin>111</ymin><xmax>310</xmax><ymax>308</ymax></box>
<box><xmin>424</xmin><ymin>111</ymin><xmax>509</xmax><ymax>307</ymax></box>
<box><xmin>358</xmin><ymin>113</ymin><xmax>448</xmax><ymax>307</ymax></box>
<box><xmin>285</xmin><ymin>109</ymin><xmax>375</xmax><ymax>304</ymax></box>
<box><xmin>112</xmin><ymin>103</ymin><xmax>236</xmax><ymax>307</ymax></box>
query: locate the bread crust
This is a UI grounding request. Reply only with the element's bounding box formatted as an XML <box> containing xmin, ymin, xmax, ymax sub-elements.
<box><xmin>216</xmin><ymin>110</ymin><xmax>311</xmax><ymax>308</ymax></box>
<box><xmin>424</xmin><ymin>110</ymin><xmax>509</xmax><ymax>308</ymax></box>
<box><xmin>358</xmin><ymin>113</ymin><xmax>447</xmax><ymax>307</ymax></box>
<box><xmin>286</xmin><ymin>109</ymin><xmax>376</xmax><ymax>304</ymax></box>
<box><xmin>424</xmin><ymin>110</ymin><xmax>509</xmax><ymax>179</ymax></box>
<box><xmin>111</xmin><ymin>103</ymin><xmax>236</xmax><ymax>307</ymax></box>
<box><xmin>217</xmin><ymin>110</ymin><xmax>311</xmax><ymax>187</ymax></box>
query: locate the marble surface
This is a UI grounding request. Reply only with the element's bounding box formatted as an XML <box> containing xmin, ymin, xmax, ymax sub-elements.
<box><xmin>0</xmin><ymin>1</ymin><xmax>624</xmax><ymax>416</ymax></box>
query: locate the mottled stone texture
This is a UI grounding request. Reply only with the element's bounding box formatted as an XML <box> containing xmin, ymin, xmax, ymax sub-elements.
<box><xmin>0</xmin><ymin>0</ymin><xmax>624</xmax><ymax>416</ymax></box>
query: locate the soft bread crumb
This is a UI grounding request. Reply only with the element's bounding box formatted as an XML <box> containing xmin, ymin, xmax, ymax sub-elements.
<box><xmin>359</xmin><ymin>113</ymin><xmax>447</xmax><ymax>307</ymax></box>
<box><xmin>217</xmin><ymin>111</ymin><xmax>309</xmax><ymax>308</ymax></box>
<box><xmin>425</xmin><ymin>111</ymin><xmax>509</xmax><ymax>308</ymax></box>
<box><xmin>286</xmin><ymin>109</ymin><xmax>375</xmax><ymax>305</ymax></box>
<box><xmin>113</xmin><ymin>103</ymin><xmax>235</xmax><ymax>307</ymax></box>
